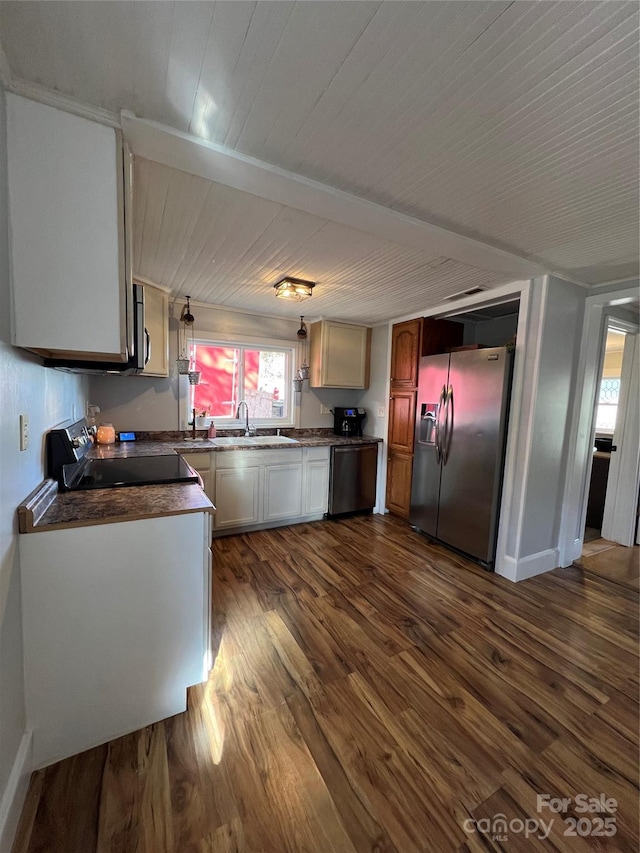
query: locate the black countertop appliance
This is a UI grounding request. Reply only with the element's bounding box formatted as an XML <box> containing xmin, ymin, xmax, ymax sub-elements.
<box><xmin>333</xmin><ymin>407</ymin><xmax>367</xmax><ymax>437</ymax></box>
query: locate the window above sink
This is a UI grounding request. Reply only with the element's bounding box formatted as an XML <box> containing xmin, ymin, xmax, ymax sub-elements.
<box><xmin>183</xmin><ymin>334</ymin><xmax>297</xmax><ymax>430</ymax></box>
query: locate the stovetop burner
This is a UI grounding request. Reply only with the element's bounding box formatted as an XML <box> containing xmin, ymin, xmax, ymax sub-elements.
<box><xmin>47</xmin><ymin>419</ymin><xmax>200</xmax><ymax>491</ymax></box>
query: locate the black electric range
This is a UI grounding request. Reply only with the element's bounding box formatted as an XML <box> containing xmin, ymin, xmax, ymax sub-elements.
<box><xmin>47</xmin><ymin>419</ymin><xmax>200</xmax><ymax>491</ymax></box>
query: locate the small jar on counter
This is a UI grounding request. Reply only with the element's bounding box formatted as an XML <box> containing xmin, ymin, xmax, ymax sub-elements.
<box><xmin>96</xmin><ymin>423</ymin><xmax>116</xmax><ymax>445</ymax></box>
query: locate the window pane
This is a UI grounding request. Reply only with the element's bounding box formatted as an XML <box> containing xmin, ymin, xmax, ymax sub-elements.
<box><xmin>188</xmin><ymin>342</ymin><xmax>291</xmax><ymax>422</ymax></box>
<box><xmin>243</xmin><ymin>349</ymin><xmax>287</xmax><ymax>420</ymax></box>
<box><xmin>190</xmin><ymin>344</ymin><xmax>240</xmax><ymax>417</ymax></box>
<box><xmin>595</xmin><ymin>378</ymin><xmax>620</xmax><ymax>432</ymax></box>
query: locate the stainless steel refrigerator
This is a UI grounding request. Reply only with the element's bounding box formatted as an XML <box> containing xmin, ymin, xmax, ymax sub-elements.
<box><xmin>409</xmin><ymin>347</ymin><xmax>512</xmax><ymax>568</ymax></box>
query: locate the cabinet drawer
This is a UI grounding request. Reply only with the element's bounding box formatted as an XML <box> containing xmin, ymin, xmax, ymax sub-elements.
<box><xmin>304</xmin><ymin>446</ymin><xmax>330</xmax><ymax>461</ymax></box>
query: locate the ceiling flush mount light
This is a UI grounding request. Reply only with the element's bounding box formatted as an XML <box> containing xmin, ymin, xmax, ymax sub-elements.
<box><xmin>274</xmin><ymin>277</ymin><xmax>315</xmax><ymax>301</ymax></box>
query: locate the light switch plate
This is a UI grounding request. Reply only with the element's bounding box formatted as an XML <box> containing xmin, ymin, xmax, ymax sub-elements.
<box><xmin>20</xmin><ymin>413</ymin><xmax>29</xmax><ymax>451</ymax></box>
<box><xmin>377</xmin><ymin>406</ymin><xmax>385</xmax><ymax>417</ymax></box>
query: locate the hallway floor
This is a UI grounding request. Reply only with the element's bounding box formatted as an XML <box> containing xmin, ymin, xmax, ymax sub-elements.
<box><xmin>577</xmin><ymin>537</ymin><xmax>639</xmax><ymax>592</ymax></box>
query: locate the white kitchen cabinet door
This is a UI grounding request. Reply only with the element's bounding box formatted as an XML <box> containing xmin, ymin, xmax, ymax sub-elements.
<box><xmin>214</xmin><ymin>466</ymin><xmax>260</xmax><ymax>529</ymax></box>
<box><xmin>263</xmin><ymin>463</ymin><xmax>303</xmax><ymax>521</ymax></box>
<box><xmin>140</xmin><ymin>282</ymin><xmax>169</xmax><ymax>376</ymax></box>
<box><xmin>309</xmin><ymin>320</ymin><xmax>371</xmax><ymax>388</ymax></box>
<box><xmin>20</xmin><ymin>512</ymin><xmax>210</xmax><ymax>769</ymax></box>
<box><xmin>304</xmin><ymin>458</ymin><xmax>330</xmax><ymax>515</ymax></box>
<box><xmin>6</xmin><ymin>94</ymin><xmax>128</xmax><ymax>360</ymax></box>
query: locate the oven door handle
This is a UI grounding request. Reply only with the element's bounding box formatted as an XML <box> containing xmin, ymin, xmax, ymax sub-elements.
<box><xmin>144</xmin><ymin>328</ymin><xmax>151</xmax><ymax>366</ymax></box>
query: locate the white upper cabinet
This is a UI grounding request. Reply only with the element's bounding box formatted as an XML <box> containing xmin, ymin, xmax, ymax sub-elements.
<box><xmin>309</xmin><ymin>320</ymin><xmax>371</xmax><ymax>389</ymax></box>
<box><xmin>6</xmin><ymin>94</ymin><xmax>128</xmax><ymax>361</ymax></box>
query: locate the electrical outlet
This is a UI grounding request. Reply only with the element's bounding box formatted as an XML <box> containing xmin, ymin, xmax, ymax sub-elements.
<box><xmin>377</xmin><ymin>406</ymin><xmax>385</xmax><ymax>418</ymax></box>
<box><xmin>320</xmin><ymin>405</ymin><xmax>331</xmax><ymax>415</ymax></box>
<box><xmin>19</xmin><ymin>414</ymin><xmax>29</xmax><ymax>451</ymax></box>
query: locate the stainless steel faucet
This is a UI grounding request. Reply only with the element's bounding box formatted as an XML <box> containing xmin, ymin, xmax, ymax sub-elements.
<box><xmin>236</xmin><ymin>400</ymin><xmax>250</xmax><ymax>436</ymax></box>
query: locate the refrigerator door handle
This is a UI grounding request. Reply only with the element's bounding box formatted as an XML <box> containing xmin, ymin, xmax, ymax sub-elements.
<box><xmin>443</xmin><ymin>384</ymin><xmax>454</xmax><ymax>464</ymax></box>
<box><xmin>435</xmin><ymin>384</ymin><xmax>446</xmax><ymax>464</ymax></box>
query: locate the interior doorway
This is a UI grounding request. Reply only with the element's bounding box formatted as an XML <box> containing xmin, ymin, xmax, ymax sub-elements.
<box><xmin>583</xmin><ymin>325</ymin><xmax>626</xmax><ymax>542</ymax></box>
<box><xmin>558</xmin><ymin>283</ymin><xmax>639</xmax><ymax>569</ymax></box>
<box><xmin>582</xmin><ymin>317</ymin><xmax>639</xmax><ymax>554</ymax></box>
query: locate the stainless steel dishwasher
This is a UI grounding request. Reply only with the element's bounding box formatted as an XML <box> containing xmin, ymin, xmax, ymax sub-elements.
<box><xmin>327</xmin><ymin>443</ymin><xmax>378</xmax><ymax>516</ymax></box>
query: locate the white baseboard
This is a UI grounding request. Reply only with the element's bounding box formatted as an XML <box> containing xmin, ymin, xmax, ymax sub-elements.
<box><xmin>0</xmin><ymin>731</ymin><xmax>32</xmax><ymax>853</ymax></box>
<box><xmin>495</xmin><ymin>548</ymin><xmax>560</xmax><ymax>582</ymax></box>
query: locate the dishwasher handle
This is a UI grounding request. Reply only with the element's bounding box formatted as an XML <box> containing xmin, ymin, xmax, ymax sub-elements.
<box><xmin>332</xmin><ymin>443</ymin><xmax>378</xmax><ymax>454</ymax></box>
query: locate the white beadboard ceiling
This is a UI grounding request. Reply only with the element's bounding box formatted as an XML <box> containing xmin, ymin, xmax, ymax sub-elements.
<box><xmin>133</xmin><ymin>157</ymin><xmax>514</xmax><ymax>324</ymax></box>
<box><xmin>0</xmin><ymin>0</ymin><xmax>638</xmax><ymax>321</ymax></box>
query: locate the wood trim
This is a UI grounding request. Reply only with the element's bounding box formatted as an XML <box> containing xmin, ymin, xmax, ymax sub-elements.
<box><xmin>17</xmin><ymin>480</ymin><xmax>58</xmax><ymax>533</ymax></box>
<box><xmin>7</xmin><ymin>77</ymin><xmax>120</xmax><ymax>127</ymax></box>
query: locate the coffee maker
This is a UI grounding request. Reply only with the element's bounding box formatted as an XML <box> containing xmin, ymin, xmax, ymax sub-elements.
<box><xmin>333</xmin><ymin>407</ymin><xmax>367</xmax><ymax>437</ymax></box>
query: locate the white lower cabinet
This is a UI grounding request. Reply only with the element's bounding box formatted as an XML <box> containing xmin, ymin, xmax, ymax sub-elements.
<box><xmin>200</xmin><ymin>446</ymin><xmax>330</xmax><ymax>535</ymax></box>
<box><xmin>20</xmin><ymin>511</ymin><xmax>212</xmax><ymax>769</ymax></box>
<box><xmin>303</xmin><ymin>447</ymin><xmax>330</xmax><ymax>515</ymax></box>
<box><xmin>215</xmin><ymin>465</ymin><xmax>261</xmax><ymax>529</ymax></box>
<box><xmin>263</xmin><ymin>463</ymin><xmax>303</xmax><ymax>521</ymax></box>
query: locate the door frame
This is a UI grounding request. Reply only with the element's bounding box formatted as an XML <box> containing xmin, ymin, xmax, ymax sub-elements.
<box><xmin>601</xmin><ymin>326</ymin><xmax>639</xmax><ymax>544</ymax></box>
<box><xmin>558</xmin><ymin>283</ymin><xmax>640</xmax><ymax>565</ymax></box>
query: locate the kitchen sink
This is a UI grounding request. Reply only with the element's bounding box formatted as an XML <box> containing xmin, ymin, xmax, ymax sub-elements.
<box><xmin>247</xmin><ymin>435</ymin><xmax>299</xmax><ymax>445</ymax></box>
<box><xmin>211</xmin><ymin>435</ymin><xmax>299</xmax><ymax>447</ymax></box>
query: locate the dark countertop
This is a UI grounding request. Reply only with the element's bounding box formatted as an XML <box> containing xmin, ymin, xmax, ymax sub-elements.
<box><xmin>19</xmin><ymin>433</ymin><xmax>381</xmax><ymax>533</ymax></box>
<box><xmin>89</xmin><ymin>434</ymin><xmax>382</xmax><ymax>458</ymax></box>
<box><xmin>18</xmin><ymin>479</ymin><xmax>214</xmax><ymax>533</ymax></box>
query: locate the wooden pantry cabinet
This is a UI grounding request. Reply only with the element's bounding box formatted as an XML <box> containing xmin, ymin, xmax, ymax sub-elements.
<box><xmin>386</xmin><ymin>319</ymin><xmax>422</xmax><ymax>518</ymax></box>
<box><xmin>385</xmin><ymin>317</ymin><xmax>463</xmax><ymax>518</ymax></box>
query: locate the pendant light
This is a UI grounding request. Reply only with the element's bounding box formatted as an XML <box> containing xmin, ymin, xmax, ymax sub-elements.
<box><xmin>177</xmin><ymin>296</ymin><xmax>199</xmax><ymax>383</ymax></box>
<box><xmin>176</xmin><ymin>296</ymin><xmax>193</xmax><ymax>374</ymax></box>
<box><xmin>297</xmin><ymin>316</ymin><xmax>310</xmax><ymax>379</ymax></box>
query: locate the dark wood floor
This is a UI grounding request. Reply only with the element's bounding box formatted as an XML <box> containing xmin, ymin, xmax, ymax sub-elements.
<box><xmin>13</xmin><ymin>515</ymin><xmax>639</xmax><ymax>852</ymax></box>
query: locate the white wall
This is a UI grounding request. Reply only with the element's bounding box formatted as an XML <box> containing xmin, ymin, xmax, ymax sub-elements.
<box><xmin>0</xmin><ymin>86</ymin><xmax>88</xmax><ymax>847</ymax></box>
<box><xmin>495</xmin><ymin>276</ymin><xmax>586</xmax><ymax>581</ymax></box>
<box><xmin>89</xmin><ymin>303</ymin><xmax>372</xmax><ymax>431</ymax></box>
<box><xmin>357</xmin><ymin>322</ymin><xmax>391</xmax><ymax>511</ymax></box>
<box><xmin>357</xmin><ymin>323</ymin><xmax>390</xmax><ymax>440</ymax></box>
